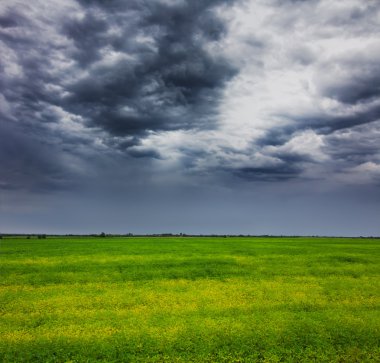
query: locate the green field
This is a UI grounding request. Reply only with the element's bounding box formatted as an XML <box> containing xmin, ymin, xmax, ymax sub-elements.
<box><xmin>1</xmin><ymin>237</ymin><xmax>379</xmax><ymax>362</ymax></box>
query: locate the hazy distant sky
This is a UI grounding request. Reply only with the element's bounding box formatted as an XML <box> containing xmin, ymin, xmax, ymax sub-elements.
<box><xmin>1</xmin><ymin>0</ymin><xmax>380</xmax><ymax>235</ymax></box>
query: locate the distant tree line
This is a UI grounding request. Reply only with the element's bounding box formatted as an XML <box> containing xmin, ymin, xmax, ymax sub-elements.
<box><xmin>0</xmin><ymin>233</ymin><xmax>379</xmax><ymax>239</ymax></box>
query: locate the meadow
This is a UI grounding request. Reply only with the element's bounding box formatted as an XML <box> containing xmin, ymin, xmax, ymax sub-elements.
<box><xmin>0</xmin><ymin>236</ymin><xmax>379</xmax><ymax>362</ymax></box>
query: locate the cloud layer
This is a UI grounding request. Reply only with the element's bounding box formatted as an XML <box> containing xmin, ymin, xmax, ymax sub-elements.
<box><xmin>1</xmin><ymin>0</ymin><xmax>380</xmax><ymax>192</ymax></box>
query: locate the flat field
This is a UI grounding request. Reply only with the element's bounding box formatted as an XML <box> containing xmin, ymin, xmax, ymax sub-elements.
<box><xmin>0</xmin><ymin>237</ymin><xmax>379</xmax><ymax>362</ymax></box>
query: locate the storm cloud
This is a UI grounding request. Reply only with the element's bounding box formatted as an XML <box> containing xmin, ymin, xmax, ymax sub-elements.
<box><xmin>0</xmin><ymin>0</ymin><xmax>237</xmax><ymax>187</ymax></box>
<box><xmin>1</xmin><ymin>0</ymin><xmax>380</xmax><ymax>235</ymax></box>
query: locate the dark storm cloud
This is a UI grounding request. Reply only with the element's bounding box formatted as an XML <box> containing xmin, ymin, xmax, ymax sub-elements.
<box><xmin>1</xmin><ymin>0</ymin><xmax>380</xmax><ymax>193</ymax></box>
<box><xmin>323</xmin><ymin>121</ymin><xmax>380</xmax><ymax>168</ymax></box>
<box><xmin>62</xmin><ymin>10</ymin><xmax>110</xmax><ymax>66</ymax></box>
<box><xmin>244</xmin><ymin>102</ymin><xmax>380</xmax><ymax>182</ymax></box>
<box><xmin>1</xmin><ymin>0</ymin><xmax>236</xmax><ymax>135</ymax></box>
<box><xmin>0</xmin><ymin>0</ymin><xmax>237</xmax><ymax>191</ymax></box>
<box><xmin>127</xmin><ymin>147</ymin><xmax>162</xmax><ymax>159</ymax></box>
<box><xmin>275</xmin><ymin>103</ymin><xmax>380</xmax><ymax>138</ymax></box>
<box><xmin>235</xmin><ymin>163</ymin><xmax>303</xmax><ymax>182</ymax></box>
<box><xmin>0</xmin><ymin>11</ymin><xmax>25</xmax><ymax>29</ymax></box>
<box><xmin>61</xmin><ymin>0</ymin><xmax>237</xmax><ymax>137</ymax></box>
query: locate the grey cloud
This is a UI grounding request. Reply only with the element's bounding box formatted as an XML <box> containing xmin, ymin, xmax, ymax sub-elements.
<box><xmin>324</xmin><ymin>121</ymin><xmax>380</xmax><ymax>166</ymax></box>
<box><xmin>235</xmin><ymin>164</ymin><xmax>302</xmax><ymax>182</ymax></box>
<box><xmin>62</xmin><ymin>11</ymin><xmax>110</xmax><ymax>66</ymax></box>
<box><xmin>1</xmin><ymin>0</ymin><xmax>380</xmax><ymax>194</ymax></box>
<box><xmin>315</xmin><ymin>50</ymin><xmax>380</xmax><ymax>105</ymax></box>
<box><xmin>288</xmin><ymin>45</ymin><xmax>317</xmax><ymax>66</ymax></box>
<box><xmin>127</xmin><ymin>147</ymin><xmax>162</xmax><ymax>159</ymax></box>
<box><xmin>60</xmin><ymin>0</ymin><xmax>237</xmax><ymax>138</ymax></box>
<box><xmin>0</xmin><ymin>0</ymin><xmax>237</xmax><ymax>191</ymax></box>
<box><xmin>249</xmin><ymin>104</ymin><xmax>380</xmax><ymax>182</ymax></box>
<box><xmin>321</xmin><ymin>2</ymin><xmax>380</xmax><ymax>33</ymax></box>
<box><xmin>0</xmin><ymin>10</ymin><xmax>27</xmax><ymax>29</ymax></box>
<box><xmin>0</xmin><ymin>121</ymin><xmax>74</xmax><ymax>192</ymax></box>
<box><xmin>290</xmin><ymin>104</ymin><xmax>380</xmax><ymax>135</ymax></box>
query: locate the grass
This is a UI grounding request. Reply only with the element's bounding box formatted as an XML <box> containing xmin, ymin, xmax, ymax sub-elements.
<box><xmin>0</xmin><ymin>236</ymin><xmax>379</xmax><ymax>362</ymax></box>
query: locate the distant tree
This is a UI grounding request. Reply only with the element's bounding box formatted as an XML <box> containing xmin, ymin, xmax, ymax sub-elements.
<box><xmin>100</xmin><ymin>232</ymin><xmax>106</xmax><ymax>237</ymax></box>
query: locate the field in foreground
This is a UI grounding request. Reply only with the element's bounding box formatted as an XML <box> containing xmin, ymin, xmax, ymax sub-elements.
<box><xmin>0</xmin><ymin>237</ymin><xmax>379</xmax><ymax>362</ymax></box>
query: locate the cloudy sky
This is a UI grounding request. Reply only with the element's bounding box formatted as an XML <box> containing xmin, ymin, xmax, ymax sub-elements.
<box><xmin>1</xmin><ymin>0</ymin><xmax>380</xmax><ymax>235</ymax></box>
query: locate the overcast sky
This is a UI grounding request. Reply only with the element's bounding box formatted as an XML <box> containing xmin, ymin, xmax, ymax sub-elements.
<box><xmin>1</xmin><ymin>0</ymin><xmax>380</xmax><ymax>235</ymax></box>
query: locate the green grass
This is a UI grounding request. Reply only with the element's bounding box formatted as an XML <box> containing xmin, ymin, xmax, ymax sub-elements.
<box><xmin>0</xmin><ymin>236</ymin><xmax>379</xmax><ymax>362</ymax></box>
